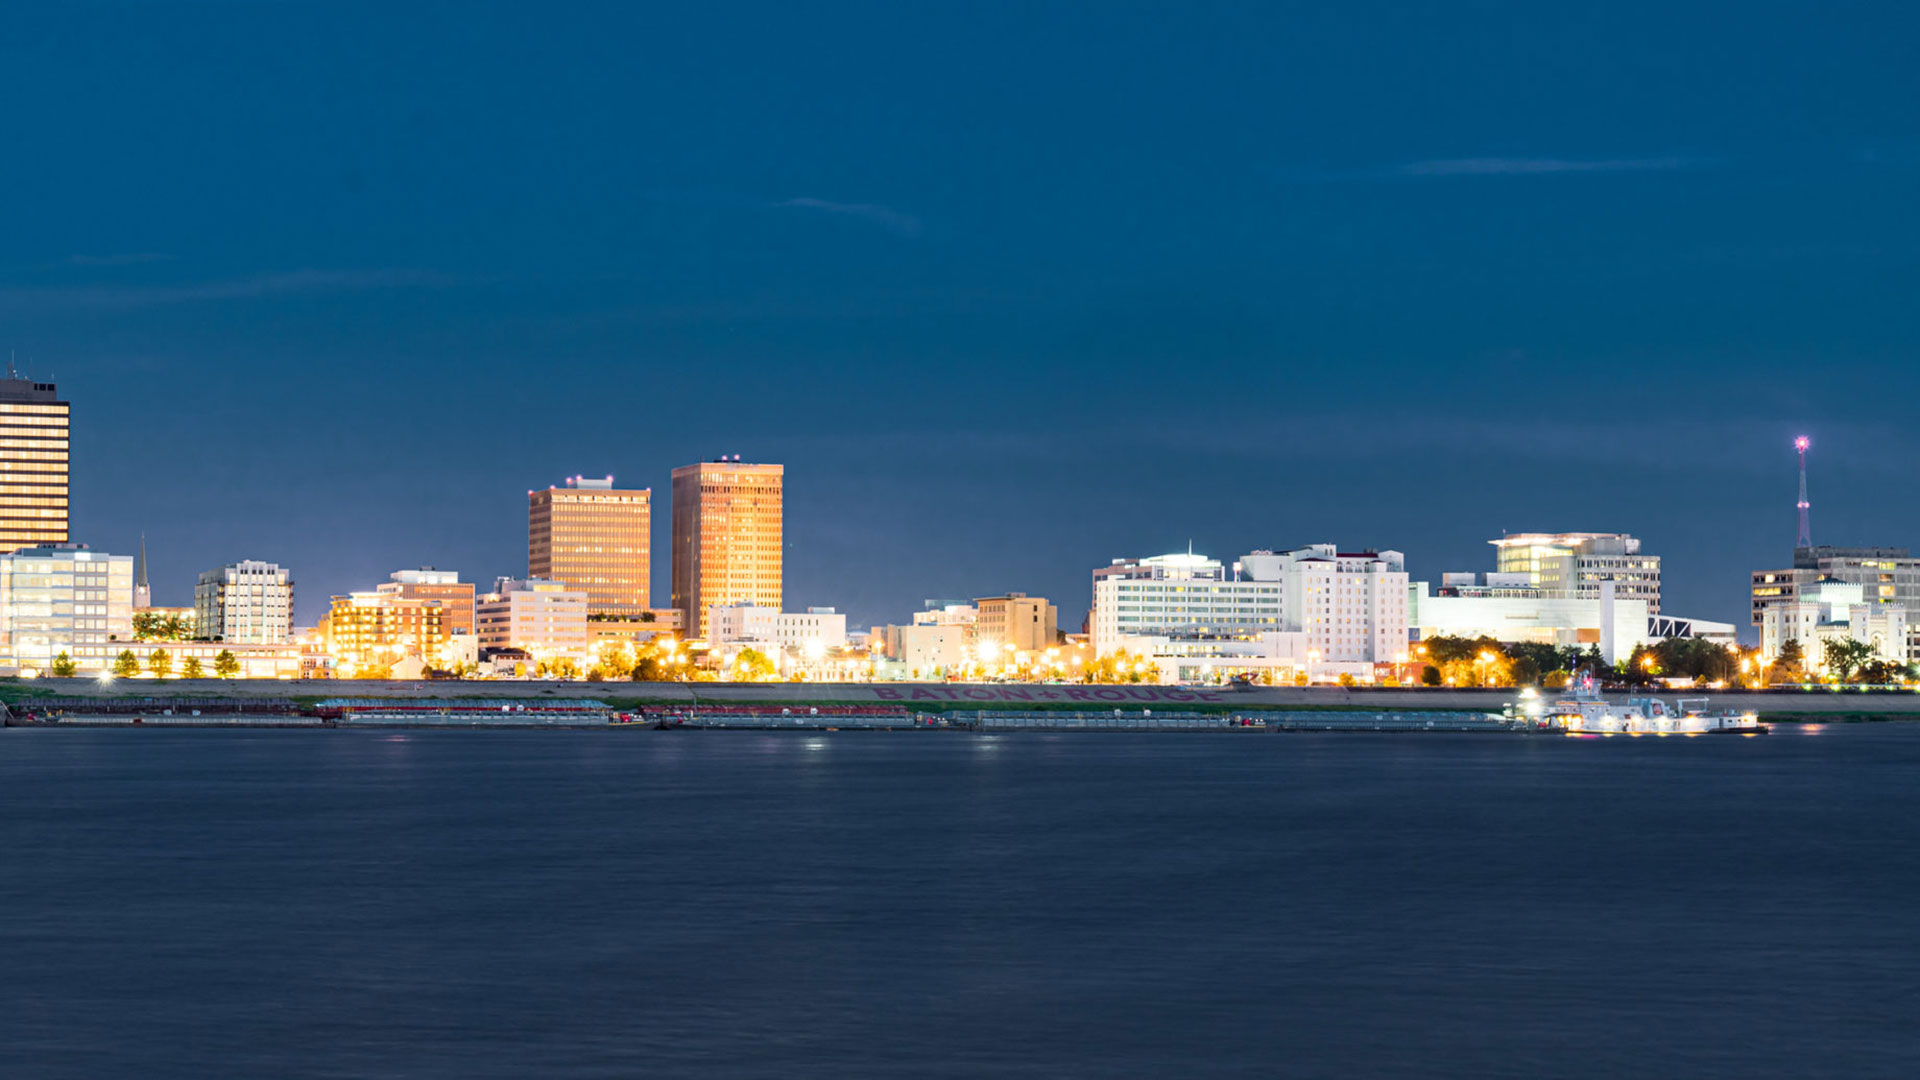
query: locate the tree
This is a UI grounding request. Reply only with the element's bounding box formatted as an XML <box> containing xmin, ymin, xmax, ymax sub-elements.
<box><xmin>1857</xmin><ymin>659</ymin><xmax>1915</xmax><ymax>685</ymax></box>
<box><xmin>147</xmin><ymin>649</ymin><xmax>173</xmax><ymax>679</ymax></box>
<box><xmin>1082</xmin><ymin>649</ymin><xmax>1151</xmax><ymax>684</ymax></box>
<box><xmin>181</xmin><ymin>656</ymin><xmax>206</xmax><ymax>679</ymax></box>
<box><xmin>591</xmin><ymin>642</ymin><xmax>635</xmax><ymax>682</ymax></box>
<box><xmin>133</xmin><ymin>612</ymin><xmax>194</xmax><ymax>643</ymax></box>
<box><xmin>1822</xmin><ymin>638</ymin><xmax>1877</xmax><ymax>682</ymax></box>
<box><xmin>112</xmin><ymin>649</ymin><xmax>141</xmax><ymax>678</ymax></box>
<box><xmin>49</xmin><ymin>652</ymin><xmax>77</xmax><ymax>678</ymax></box>
<box><xmin>1769</xmin><ymin>639</ymin><xmax>1806</xmax><ymax>685</ymax></box>
<box><xmin>731</xmin><ymin>648</ymin><xmax>777</xmax><ymax>682</ymax></box>
<box><xmin>1420</xmin><ymin>665</ymin><xmax>1443</xmax><ymax>687</ymax></box>
<box><xmin>213</xmin><ymin>649</ymin><xmax>241</xmax><ymax>679</ymax></box>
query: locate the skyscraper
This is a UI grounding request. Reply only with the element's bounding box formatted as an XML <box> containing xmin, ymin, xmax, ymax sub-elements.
<box><xmin>0</xmin><ymin>374</ymin><xmax>70</xmax><ymax>553</ymax></box>
<box><xmin>528</xmin><ymin>476</ymin><xmax>651</xmax><ymax>616</ymax></box>
<box><xmin>671</xmin><ymin>458</ymin><xmax>783</xmax><ymax>640</ymax></box>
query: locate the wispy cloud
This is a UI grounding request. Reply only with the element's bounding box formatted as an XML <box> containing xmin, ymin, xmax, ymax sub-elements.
<box><xmin>634</xmin><ymin>189</ymin><xmax>923</xmax><ymax>237</ymax></box>
<box><xmin>1397</xmin><ymin>156</ymin><xmax>1705</xmax><ymax>177</ymax></box>
<box><xmin>0</xmin><ymin>268</ymin><xmax>453</xmax><ymax>312</ymax></box>
<box><xmin>65</xmin><ymin>252</ymin><xmax>175</xmax><ymax>267</ymax></box>
<box><xmin>773</xmin><ymin>197</ymin><xmax>922</xmax><ymax>237</ymax></box>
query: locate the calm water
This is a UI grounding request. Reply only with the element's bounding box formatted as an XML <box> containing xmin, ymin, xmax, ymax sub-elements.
<box><xmin>3</xmin><ymin>725</ymin><xmax>1917</xmax><ymax>1078</ymax></box>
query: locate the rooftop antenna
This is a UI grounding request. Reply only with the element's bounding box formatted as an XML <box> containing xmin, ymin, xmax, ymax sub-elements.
<box><xmin>1795</xmin><ymin>435</ymin><xmax>1813</xmax><ymax>550</ymax></box>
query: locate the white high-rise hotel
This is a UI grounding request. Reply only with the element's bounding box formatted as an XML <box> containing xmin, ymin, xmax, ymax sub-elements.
<box><xmin>1091</xmin><ymin>545</ymin><xmax>1408</xmax><ymax>680</ymax></box>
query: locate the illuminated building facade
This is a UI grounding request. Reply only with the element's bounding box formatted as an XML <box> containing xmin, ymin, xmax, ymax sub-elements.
<box><xmin>381</xmin><ymin>567</ymin><xmax>475</xmax><ymax>637</ymax></box>
<box><xmin>475</xmin><ymin>578</ymin><xmax>589</xmax><ymax>660</ymax></box>
<box><xmin>0</xmin><ymin>375</ymin><xmax>70</xmax><ymax>553</ymax></box>
<box><xmin>974</xmin><ymin>593</ymin><xmax>1058</xmax><ymax>653</ymax></box>
<box><xmin>670</xmin><ymin>459</ymin><xmax>783</xmax><ymax>639</ymax></box>
<box><xmin>0</xmin><ymin>545</ymin><xmax>134</xmax><ymax>675</ymax></box>
<box><xmin>529</xmin><ymin>476</ymin><xmax>651</xmax><ymax>616</ymax></box>
<box><xmin>1490</xmin><ymin>533</ymin><xmax>1662</xmax><ymax>614</ymax></box>
<box><xmin>320</xmin><ymin>591</ymin><xmax>446</xmax><ymax>670</ymax></box>
<box><xmin>194</xmin><ymin>560</ymin><xmax>294</xmax><ymax>644</ymax></box>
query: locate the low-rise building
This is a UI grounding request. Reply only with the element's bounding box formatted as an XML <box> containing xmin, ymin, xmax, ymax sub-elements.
<box><xmin>194</xmin><ymin>560</ymin><xmax>294</xmax><ymax>644</ymax></box>
<box><xmin>707</xmin><ymin>603</ymin><xmax>847</xmax><ymax>655</ymax></box>
<box><xmin>1754</xmin><ymin>546</ymin><xmax>1920</xmax><ymax>661</ymax></box>
<box><xmin>1759</xmin><ymin>578</ymin><xmax>1908</xmax><ymax>671</ymax></box>
<box><xmin>382</xmin><ymin>568</ymin><xmax>475</xmax><ymax>638</ymax></box>
<box><xmin>975</xmin><ymin>593</ymin><xmax>1057</xmax><ymax>652</ymax></box>
<box><xmin>880</xmin><ymin>622</ymin><xmax>973</xmax><ymax>678</ymax></box>
<box><xmin>320</xmin><ymin>590</ymin><xmax>447</xmax><ymax>674</ymax></box>
<box><xmin>476</xmin><ymin>578</ymin><xmax>590</xmax><ymax>661</ymax></box>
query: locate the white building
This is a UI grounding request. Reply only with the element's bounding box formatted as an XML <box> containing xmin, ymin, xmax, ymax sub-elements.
<box><xmin>1409</xmin><ymin>577</ymin><xmax>1652</xmax><ymax>663</ymax></box>
<box><xmin>475</xmin><ymin>578</ymin><xmax>589</xmax><ymax>661</ymax></box>
<box><xmin>194</xmin><ymin>560</ymin><xmax>294</xmax><ymax>644</ymax></box>
<box><xmin>1491</xmin><ymin>532</ymin><xmax>1662</xmax><ymax>613</ymax></box>
<box><xmin>1760</xmin><ymin>578</ymin><xmax>1908</xmax><ymax>671</ymax></box>
<box><xmin>0</xmin><ymin>544</ymin><xmax>135</xmax><ymax>675</ymax></box>
<box><xmin>1089</xmin><ymin>545</ymin><xmax>1408</xmax><ymax>683</ymax></box>
<box><xmin>881</xmin><ymin>622</ymin><xmax>973</xmax><ymax>678</ymax></box>
<box><xmin>707</xmin><ymin>603</ymin><xmax>848</xmax><ymax>655</ymax></box>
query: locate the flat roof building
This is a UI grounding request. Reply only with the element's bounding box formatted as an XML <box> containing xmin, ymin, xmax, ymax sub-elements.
<box><xmin>529</xmin><ymin>476</ymin><xmax>651</xmax><ymax>617</ymax></box>
<box><xmin>194</xmin><ymin>560</ymin><xmax>294</xmax><ymax>645</ymax></box>
<box><xmin>1491</xmin><ymin>532</ymin><xmax>1662</xmax><ymax>614</ymax></box>
<box><xmin>671</xmin><ymin>459</ymin><xmax>783</xmax><ymax>640</ymax></box>
<box><xmin>0</xmin><ymin>375</ymin><xmax>70</xmax><ymax>553</ymax></box>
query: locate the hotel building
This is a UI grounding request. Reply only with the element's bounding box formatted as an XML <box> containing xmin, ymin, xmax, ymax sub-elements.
<box><xmin>0</xmin><ymin>544</ymin><xmax>134</xmax><ymax>675</ymax></box>
<box><xmin>529</xmin><ymin>476</ymin><xmax>651</xmax><ymax>616</ymax></box>
<box><xmin>0</xmin><ymin>375</ymin><xmax>70</xmax><ymax>552</ymax></box>
<box><xmin>194</xmin><ymin>560</ymin><xmax>295</xmax><ymax>644</ymax></box>
<box><xmin>1089</xmin><ymin>545</ymin><xmax>1408</xmax><ymax>682</ymax></box>
<box><xmin>320</xmin><ymin>590</ymin><xmax>447</xmax><ymax>671</ymax></box>
<box><xmin>671</xmin><ymin>459</ymin><xmax>783</xmax><ymax>640</ymax></box>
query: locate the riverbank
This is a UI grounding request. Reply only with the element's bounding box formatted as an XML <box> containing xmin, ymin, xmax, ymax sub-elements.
<box><xmin>2</xmin><ymin>678</ymin><xmax>1916</xmax><ymax>719</ymax></box>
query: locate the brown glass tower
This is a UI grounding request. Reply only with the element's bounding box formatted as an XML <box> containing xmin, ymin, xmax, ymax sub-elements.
<box><xmin>670</xmin><ymin>459</ymin><xmax>783</xmax><ymax>640</ymax></box>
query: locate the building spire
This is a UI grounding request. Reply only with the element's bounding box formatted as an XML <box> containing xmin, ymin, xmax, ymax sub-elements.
<box><xmin>133</xmin><ymin>532</ymin><xmax>152</xmax><ymax>609</ymax></box>
<box><xmin>1794</xmin><ymin>436</ymin><xmax>1812</xmax><ymax>550</ymax></box>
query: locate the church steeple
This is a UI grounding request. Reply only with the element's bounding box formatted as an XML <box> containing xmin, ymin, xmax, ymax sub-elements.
<box><xmin>134</xmin><ymin>532</ymin><xmax>152</xmax><ymax>609</ymax></box>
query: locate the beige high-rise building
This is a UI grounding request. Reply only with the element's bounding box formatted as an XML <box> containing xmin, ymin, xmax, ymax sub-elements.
<box><xmin>671</xmin><ymin>459</ymin><xmax>783</xmax><ymax>640</ymax></box>
<box><xmin>0</xmin><ymin>375</ymin><xmax>70</xmax><ymax>553</ymax></box>
<box><xmin>529</xmin><ymin>476</ymin><xmax>651</xmax><ymax>616</ymax></box>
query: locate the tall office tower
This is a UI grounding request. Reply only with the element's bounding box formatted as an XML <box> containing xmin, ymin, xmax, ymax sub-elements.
<box><xmin>670</xmin><ymin>458</ymin><xmax>784</xmax><ymax>640</ymax></box>
<box><xmin>0</xmin><ymin>374</ymin><xmax>70</xmax><ymax>553</ymax></box>
<box><xmin>528</xmin><ymin>476</ymin><xmax>651</xmax><ymax>616</ymax></box>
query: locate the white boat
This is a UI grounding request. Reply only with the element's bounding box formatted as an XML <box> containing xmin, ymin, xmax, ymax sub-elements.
<box><xmin>1509</xmin><ymin>674</ymin><xmax>1766</xmax><ymax>736</ymax></box>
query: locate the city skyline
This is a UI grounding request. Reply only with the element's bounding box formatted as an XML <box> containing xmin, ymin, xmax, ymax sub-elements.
<box><xmin>7</xmin><ymin>4</ymin><xmax>1918</xmax><ymax>631</ymax></box>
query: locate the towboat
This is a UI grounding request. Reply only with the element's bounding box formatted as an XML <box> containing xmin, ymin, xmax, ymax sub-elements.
<box><xmin>1508</xmin><ymin>674</ymin><xmax>1766</xmax><ymax>736</ymax></box>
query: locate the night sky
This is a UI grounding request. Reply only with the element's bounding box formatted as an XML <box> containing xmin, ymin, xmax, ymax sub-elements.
<box><xmin>5</xmin><ymin>4</ymin><xmax>1916</xmax><ymax>634</ymax></box>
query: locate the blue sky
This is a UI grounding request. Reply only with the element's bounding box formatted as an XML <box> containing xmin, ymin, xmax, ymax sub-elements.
<box><xmin>4</xmin><ymin>3</ymin><xmax>1917</xmax><ymax>631</ymax></box>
